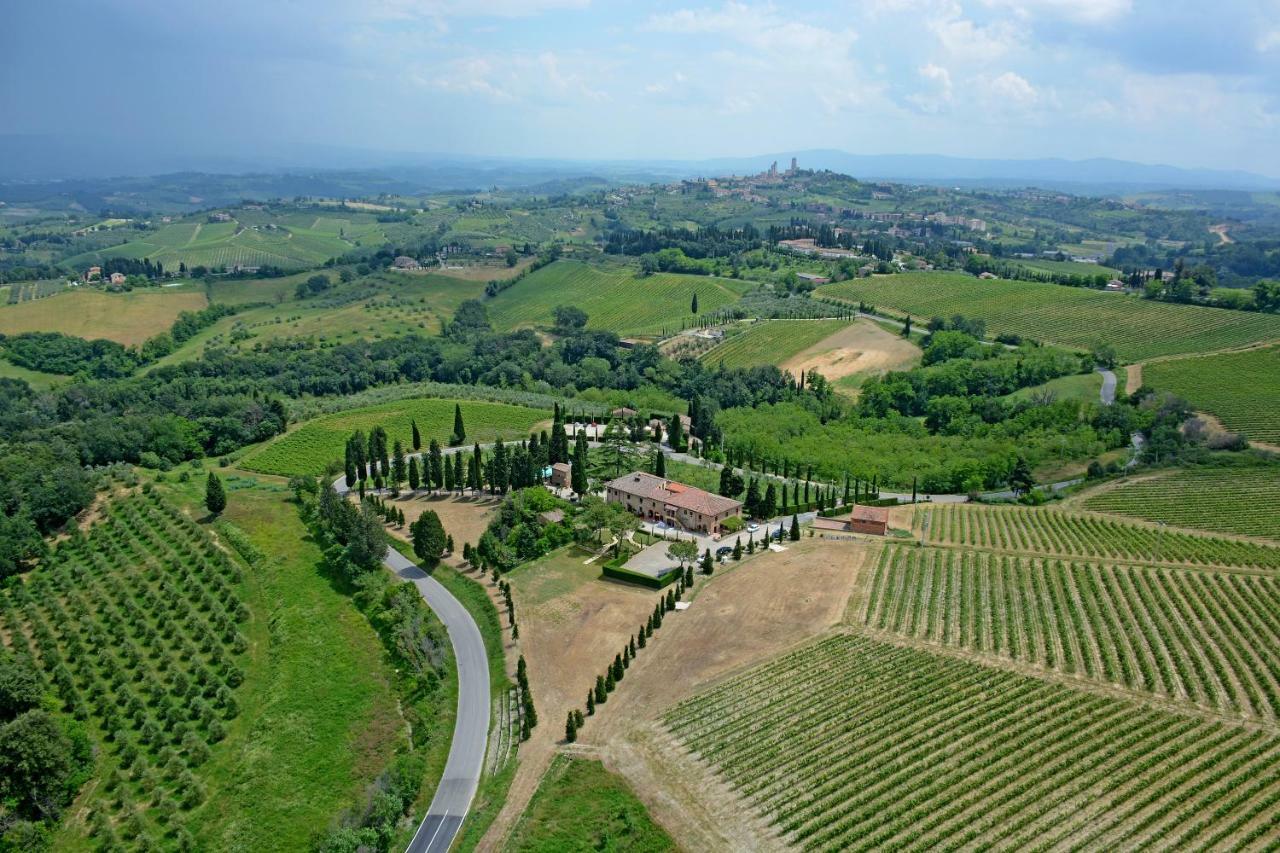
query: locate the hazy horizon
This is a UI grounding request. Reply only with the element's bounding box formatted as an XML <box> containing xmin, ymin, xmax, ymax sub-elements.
<box><xmin>4</xmin><ymin>1</ymin><xmax>1279</xmax><ymax>177</ymax></box>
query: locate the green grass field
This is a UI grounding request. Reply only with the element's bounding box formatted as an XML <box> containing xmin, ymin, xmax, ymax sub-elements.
<box><xmin>0</xmin><ymin>287</ymin><xmax>208</xmax><ymax>346</ymax></box>
<box><xmin>1082</xmin><ymin>462</ymin><xmax>1280</xmax><ymax>540</ymax></box>
<box><xmin>863</xmin><ymin>544</ymin><xmax>1280</xmax><ymax>719</ymax></box>
<box><xmin>699</xmin><ymin>319</ymin><xmax>850</xmax><ymax>368</ymax></box>
<box><xmin>1144</xmin><ymin>345</ymin><xmax>1280</xmax><ymax>444</ymax></box>
<box><xmin>486</xmin><ymin>260</ymin><xmax>753</xmax><ymax>338</ymax></box>
<box><xmin>1006</xmin><ymin>371</ymin><xmax>1102</xmax><ymax>404</ymax></box>
<box><xmin>63</xmin><ymin>214</ymin><xmax>363</xmax><ymax>271</ymax></box>
<box><xmin>815</xmin><ymin>273</ymin><xmax>1280</xmax><ymax>361</ymax></box>
<box><xmin>1012</xmin><ymin>258</ymin><xmax>1121</xmax><ymax>277</ymax></box>
<box><xmin>508</xmin><ymin>755</ymin><xmax>675</xmax><ymax>853</ymax></box>
<box><xmin>239</xmin><ymin>398</ymin><xmax>550</xmax><ymax>477</ymax></box>
<box><xmin>0</xmin><ymin>357</ymin><xmax>68</xmax><ymax>388</ymax></box>
<box><xmin>666</xmin><ymin>633</ymin><xmax>1280</xmax><ymax>852</ymax></box>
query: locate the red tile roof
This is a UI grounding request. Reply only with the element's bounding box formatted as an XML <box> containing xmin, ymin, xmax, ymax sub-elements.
<box><xmin>850</xmin><ymin>505</ymin><xmax>890</xmax><ymax>523</ymax></box>
<box><xmin>606</xmin><ymin>471</ymin><xmax>742</xmax><ymax>517</ymax></box>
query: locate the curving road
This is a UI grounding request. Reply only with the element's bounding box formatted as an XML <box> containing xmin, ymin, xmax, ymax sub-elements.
<box><xmin>331</xmin><ymin>474</ymin><xmax>490</xmax><ymax>853</ymax></box>
<box><xmin>1096</xmin><ymin>367</ymin><xmax>1117</xmax><ymax>406</ymax></box>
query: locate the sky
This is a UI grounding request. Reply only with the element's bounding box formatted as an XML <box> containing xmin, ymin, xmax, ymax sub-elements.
<box><xmin>4</xmin><ymin>0</ymin><xmax>1280</xmax><ymax>175</ymax></box>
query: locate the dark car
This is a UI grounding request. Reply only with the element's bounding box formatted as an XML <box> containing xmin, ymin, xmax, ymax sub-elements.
<box><xmin>715</xmin><ymin>546</ymin><xmax>733</xmax><ymax>560</ymax></box>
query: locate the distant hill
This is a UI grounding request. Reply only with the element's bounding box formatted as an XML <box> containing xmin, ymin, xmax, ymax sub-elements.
<box><xmin>2</xmin><ymin>134</ymin><xmax>1276</xmax><ymax>195</ymax></box>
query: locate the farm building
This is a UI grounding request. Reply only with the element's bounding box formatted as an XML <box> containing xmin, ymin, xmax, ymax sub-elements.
<box><xmin>109</xmin><ymin>272</ymin><xmax>126</xmax><ymax>285</ymax></box>
<box><xmin>796</xmin><ymin>272</ymin><xmax>830</xmax><ymax>285</ymax></box>
<box><xmin>548</xmin><ymin>462</ymin><xmax>572</xmax><ymax>488</ymax></box>
<box><xmin>1105</xmin><ymin>279</ymin><xmax>1126</xmax><ymax>292</ymax></box>
<box><xmin>392</xmin><ymin>255</ymin><xmax>421</xmax><ymax>270</ymax></box>
<box><xmin>85</xmin><ymin>266</ymin><xmax>102</xmax><ymax>281</ymax></box>
<box><xmin>611</xmin><ymin>407</ymin><xmax>638</xmax><ymax>418</ymax></box>
<box><xmin>812</xmin><ymin>505</ymin><xmax>890</xmax><ymax>536</ymax></box>
<box><xmin>606</xmin><ymin>471</ymin><xmax>742</xmax><ymax>536</ymax></box>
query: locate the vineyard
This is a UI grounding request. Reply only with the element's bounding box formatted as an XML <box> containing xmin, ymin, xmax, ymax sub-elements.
<box><xmin>699</xmin><ymin>319</ymin><xmax>850</xmax><ymax>369</ymax></box>
<box><xmin>1145</xmin><ymin>345</ymin><xmax>1280</xmax><ymax>445</ymax></box>
<box><xmin>918</xmin><ymin>504</ymin><xmax>1280</xmax><ymax>569</ymax></box>
<box><xmin>1082</xmin><ymin>464</ymin><xmax>1280</xmax><ymax>540</ymax></box>
<box><xmin>5</xmin><ymin>278</ymin><xmax>68</xmax><ymax>304</ymax></box>
<box><xmin>814</xmin><ymin>272</ymin><xmax>1280</xmax><ymax>360</ymax></box>
<box><xmin>0</xmin><ymin>492</ymin><xmax>248</xmax><ymax>847</ymax></box>
<box><xmin>665</xmin><ymin>633</ymin><xmax>1280</xmax><ymax>852</ymax></box>
<box><xmin>485</xmin><ymin>260</ymin><xmax>754</xmax><ymax>337</ymax></box>
<box><xmin>862</xmin><ymin>545</ymin><xmax>1280</xmax><ymax>719</ymax></box>
<box><xmin>239</xmin><ymin>397</ymin><xmax>550</xmax><ymax>476</ymax></box>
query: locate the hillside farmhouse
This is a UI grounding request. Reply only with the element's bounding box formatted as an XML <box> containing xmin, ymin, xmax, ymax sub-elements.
<box><xmin>606</xmin><ymin>471</ymin><xmax>742</xmax><ymax>536</ymax></box>
<box><xmin>549</xmin><ymin>462</ymin><xmax>572</xmax><ymax>488</ymax></box>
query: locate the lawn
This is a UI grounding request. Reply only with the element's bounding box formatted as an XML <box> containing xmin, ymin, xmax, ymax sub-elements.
<box><xmin>507</xmin><ymin>545</ymin><xmax>603</xmax><ymax>608</ymax></box>
<box><xmin>1144</xmin><ymin>344</ymin><xmax>1280</xmax><ymax>444</ymax></box>
<box><xmin>700</xmin><ymin>319</ymin><xmax>850</xmax><ymax>369</ymax></box>
<box><xmin>239</xmin><ymin>398</ymin><xmax>551</xmax><ymax>477</ymax></box>
<box><xmin>508</xmin><ymin>755</ymin><xmax>675</xmax><ymax>853</ymax></box>
<box><xmin>486</xmin><ymin>260</ymin><xmax>754</xmax><ymax>338</ymax></box>
<box><xmin>815</xmin><ymin>272</ymin><xmax>1280</xmax><ymax>361</ymax></box>
<box><xmin>1006</xmin><ymin>371</ymin><xmax>1103</xmax><ymax>404</ymax></box>
<box><xmin>0</xmin><ymin>287</ymin><xmax>208</xmax><ymax>346</ymax></box>
<box><xmin>0</xmin><ymin>356</ymin><xmax>68</xmax><ymax>389</ymax></box>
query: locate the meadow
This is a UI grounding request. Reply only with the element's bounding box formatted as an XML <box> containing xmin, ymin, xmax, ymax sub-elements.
<box><xmin>815</xmin><ymin>272</ymin><xmax>1280</xmax><ymax>361</ymax></box>
<box><xmin>486</xmin><ymin>260</ymin><xmax>754</xmax><ymax>338</ymax></box>
<box><xmin>507</xmin><ymin>756</ymin><xmax>674</xmax><ymax>852</ymax></box>
<box><xmin>699</xmin><ymin>319</ymin><xmax>850</xmax><ymax>369</ymax></box>
<box><xmin>918</xmin><ymin>504</ymin><xmax>1280</xmax><ymax>569</ymax></box>
<box><xmin>666</xmin><ymin>633</ymin><xmax>1280</xmax><ymax>852</ymax></box>
<box><xmin>239</xmin><ymin>398</ymin><xmax>550</xmax><ymax>477</ymax></box>
<box><xmin>1144</xmin><ymin>345</ymin><xmax>1280</xmax><ymax>445</ymax></box>
<box><xmin>1006</xmin><ymin>370</ymin><xmax>1103</xmax><ymax>404</ymax></box>
<box><xmin>863</xmin><ymin>545</ymin><xmax>1280</xmax><ymax>719</ymax></box>
<box><xmin>0</xmin><ymin>287</ymin><xmax>208</xmax><ymax>346</ymax></box>
<box><xmin>62</xmin><ymin>213</ymin><xmax>364</xmax><ymax>271</ymax></box>
<box><xmin>1082</xmin><ymin>462</ymin><xmax>1280</xmax><ymax>540</ymax></box>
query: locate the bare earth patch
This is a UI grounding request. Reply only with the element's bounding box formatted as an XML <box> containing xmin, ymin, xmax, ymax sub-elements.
<box><xmin>1125</xmin><ymin>363</ymin><xmax>1143</xmax><ymax>395</ymax></box>
<box><xmin>579</xmin><ymin>538</ymin><xmax>874</xmax><ymax>852</ymax></box>
<box><xmin>781</xmin><ymin>318</ymin><xmax>920</xmax><ymax>385</ymax></box>
<box><xmin>385</xmin><ymin>492</ymin><xmax>501</xmax><ymax>552</ymax></box>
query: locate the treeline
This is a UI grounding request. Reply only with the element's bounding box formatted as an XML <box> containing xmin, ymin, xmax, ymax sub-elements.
<box><xmin>0</xmin><ymin>303</ymin><xmax>237</xmax><ymax>378</ymax></box>
<box><xmin>603</xmin><ymin>224</ymin><xmax>762</xmax><ymax>259</ymax></box>
<box><xmin>963</xmin><ymin>255</ymin><xmax>1112</xmax><ymax>289</ymax></box>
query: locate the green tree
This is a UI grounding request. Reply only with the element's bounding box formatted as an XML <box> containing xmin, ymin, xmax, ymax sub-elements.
<box><xmin>790</xmin><ymin>514</ymin><xmax>801</xmax><ymax>541</ymax></box>
<box><xmin>411</xmin><ymin>419</ymin><xmax>422</xmax><ymax>452</ymax></box>
<box><xmin>571</xmin><ymin>433</ymin><xmax>589</xmax><ymax>496</ymax></box>
<box><xmin>451</xmin><ymin>404</ymin><xmax>466</xmax><ymax>446</ymax></box>
<box><xmin>391</xmin><ymin>440</ymin><xmax>407</xmax><ymax>490</ymax></box>
<box><xmin>1009</xmin><ymin>456</ymin><xmax>1036</xmax><ymax>497</ymax></box>
<box><xmin>668</xmin><ymin>413</ymin><xmax>684</xmax><ymax>452</ymax></box>
<box><xmin>732</xmin><ymin>537</ymin><xmax>742</xmax><ymax>560</ymax></box>
<box><xmin>346</xmin><ymin>503</ymin><xmax>389</xmax><ymax>572</ymax></box>
<box><xmin>565</xmin><ymin>711</ymin><xmax>578</xmax><ymax>743</ymax></box>
<box><xmin>666</xmin><ymin>539</ymin><xmax>698</xmax><ymax>569</ymax></box>
<box><xmin>408</xmin><ymin>456</ymin><xmax>421</xmax><ymax>491</ymax></box>
<box><xmin>700</xmin><ymin>548</ymin><xmax>714</xmax><ymax>575</ymax></box>
<box><xmin>410</xmin><ymin>511</ymin><xmax>447</xmax><ymax>566</ymax></box>
<box><xmin>654</xmin><ymin>450</ymin><xmax>666</xmax><ymax>478</ymax></box>
<box><xmin>691</xmin><ymin>291</ymin><xmax>699</xmax><ymax>314</ymax></box>
<box><xmin>902</xmin><ymin>314</ymin><xmax>912</xmax><ymax>337</ymax></box>
<box><xmin>0</xmin><ymin>709</ymin><xmax>91</xmax><ymax>820</ymax></box>
<box><xmin>204</xmin><ymin>473</ymin><xmax>226</xmax><ymax>516</ymax></box>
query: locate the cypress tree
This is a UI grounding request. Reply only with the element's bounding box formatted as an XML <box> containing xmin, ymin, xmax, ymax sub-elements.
<box><xmin>691</xmin><ymin>291</ymin><xmax>699</xmax><ymax>314</ymax></box>
<box><xmin>411</xmin><ymin>419</ymin><xmax>422</xmax><ymax>451</ymax></box>
<box><xmin>629</xmin><ymin>636</ymin><xmax>637</xmax><ymax>658</ymax></box>
<box><xmin>344</xmin><ymin>440</ymin><xmax>357</xmax><ymax>489</ymax></box>
<box><xmin>733</xmin><ymin>536</ymin><xmax>742</xmax><ymax>560</ymax></box>
<box><xmin>452</xmin><ymin>403</ymin><xmax>466</xmax><ymax>445</ymax></box>
<box><xmin>587</xmin><ymin>689</ymin><xmax>596</xmax><ymax>715</ymax></box>
<box><xmin>790</xmin><ymin>514</ymin><xmax>801</xmax><ymax>541</ymax></box>
<box><xmin>701</xmin><ymin>548</ymin><xmax>714</xmax><ymax>575</ymax></box>
<box><xmin>638</xmin><ymin>626</ymin><xmax>647</xmax><ymax>648</ymax></box>
<box><xmin>604</xmin><ymin>670</ymin><xmax>615</xmax><ymax>692</ymax></box>
<box><xmin>453</xmin><ymin>452</ymin><xmax>465</xmax><ymax>493</ymax></box>
<box><xmin>408</xmin><ymin>456</ymin><xmax>420</xmax><ymax>491</ymax></box>
<box><xmin>655</xmin><ymin>451</ymin><xmax>666</xmax><ymax>478</ymax></box>
<box><xmin>571</xmin><ymin>433</ymin><xmax>589</xmax><ymax>496</ymax></box>
<box><xmin>565</xmin><ymin>711</ymin><xmax>577</xmax><ymax>743</ymax></box>
<box><xmin>595</xmin><ymin>675</ymin><xmax>607</xmax><ymax>704</ymax></box>
<box><xmin>204</xmin><ymin>473</ymin><xmax>226</xmax><ymax>516</ymax></box>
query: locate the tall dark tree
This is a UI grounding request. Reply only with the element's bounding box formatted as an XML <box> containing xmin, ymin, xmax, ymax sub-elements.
<box><xmin>668</xmin><ymin>413</ymin><xmax>684</xmax><ymax>453</ymax></box>
<box><xmin>408</xmin><ymin>456</ymin><xmax>421</xmax><ymax>491</ymax></box>
<box><xmin>411</xmin><ymin>420</ymin><xmax>422</xmax><ymax>452</ymax></box>
<box><xmin>691</xmin><ymin>292</ymin><xmax>699</xmax><ymax>314</ymax></box>
<box><xmin>453</xmin><ymin>452</ymin><xmax>465</xmax><ymax>494</ymax></box>
<box><xmin>428</xmin><ymin>439</ymin><xmax>444</xmax><ymax>491</ymax></box>
<box><xmin>343</xmin><ymin>439</ymin><xmax>358</xmax><ymax>489</ymax></box>
<box><xmin>204</xmin><ymin>473</ymin><xmax>226</xmax><ymax>516</ymax></box>
<box><xmin>654</xmin><ymin>450</ymin><xmax>666</xmax><ymax>478</ymax></box>
<box><xmin>451</xmin><ymin>404</ymin><xmax>466</xmax><ymax>446</ymax></box>
<box><xmin>391</xmin><ymin>439</ymin><xmax>407</xmax><ymax>489</ymax></box>
<box><xmin>790</xmin><ymin>514</ymin><xmax>801</xmax><ymax>541</ymax></box>
<box><xmin>571</xmin><ymin>433</ymin><xmax>589</xmax><ymax>496</ymax></box>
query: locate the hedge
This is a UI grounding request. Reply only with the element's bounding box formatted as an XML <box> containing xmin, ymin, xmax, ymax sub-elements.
<box><xmin>601</xmin><ymin>565</ymin><xmax>681</xmax><ymax>589</ymax></box>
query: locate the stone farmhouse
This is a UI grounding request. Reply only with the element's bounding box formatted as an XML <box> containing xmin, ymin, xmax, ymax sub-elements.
<box><xmin>606</xmin><ymin>471</ymin><xmax>743</xmax><ymax>536</ymax></box>
<box><xmin>812</xmin><ymin>505</ymin><xmax>890</xmax><ymax>536</ymax></box>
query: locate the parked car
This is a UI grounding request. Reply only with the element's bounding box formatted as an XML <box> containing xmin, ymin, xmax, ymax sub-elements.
<box><xmin>715</xmin><ymin>546</ymin><xmax>733</xmax><ymax>561</ymax></box>
<box><xmin>747</xmin><ymin>522</ymin><xmax>760</xmax><ymax>532</ymax></box>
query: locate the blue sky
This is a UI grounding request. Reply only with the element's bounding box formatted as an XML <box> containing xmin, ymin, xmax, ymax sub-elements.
<box><xmin>4</xmin><ymin>0</ymin><xmax>1279</xmax><ymax>174</ymax></box>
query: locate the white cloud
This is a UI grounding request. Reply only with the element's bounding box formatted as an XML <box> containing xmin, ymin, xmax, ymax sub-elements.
<box><xmin>372</xmin><ymin>0</ymin><xmax>591</xmax><ymax>19</ymax></box>
<box><xmin>929</xmin><ymin>13</ymin><xmax>1019</xmax><ymax>61</ymax></box>
<box><xmin>907</xmin><ymin>62</ymin><xmax>953</xmax><ymax>112</ymax></box>
<box><xmin>423</xmin><ymin>51</ymin><xmax>607</xmax><ymax>103</ymax></box>
<box><xmin>979</xmin><ymin>0</ymin><xmax>1132</xmax><ymax>25</ymax></box>
<box><xmin>986</xmin><ymin>70</ymin><xmax>1039</xmax><ymax>105</ymax></box>
<box><xmin>1259</xmin><ymin>30</ymin><xmax>1280</xmax><ymax>52</ymax></box>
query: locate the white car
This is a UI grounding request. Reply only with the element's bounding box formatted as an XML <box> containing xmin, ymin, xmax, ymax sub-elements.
<box><xmin>747</xmin><ymin>522</ymin><xmax>759</xmax><ymax>532</ymax></box>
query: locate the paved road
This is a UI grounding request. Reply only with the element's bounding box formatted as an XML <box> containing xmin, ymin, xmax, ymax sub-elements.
<box><xmin>1096</xmin><ymin>367</ymin><xmax>1117</xmax><ymax>406</ymax></box>
<box><xmin>330</xmin><ymin>473</ymin><xmax>490</xmax><ymax>853</ymax></box>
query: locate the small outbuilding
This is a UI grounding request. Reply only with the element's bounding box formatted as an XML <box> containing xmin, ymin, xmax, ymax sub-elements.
<box><xmin>549</xmin><ymin>462</ymin><xmax>572</xmax><ymax>488</ymax></box>
<box><xmin>812</xmin><ymin>505</ymin><xmax>890</xmax><ymax>537</ymax></box>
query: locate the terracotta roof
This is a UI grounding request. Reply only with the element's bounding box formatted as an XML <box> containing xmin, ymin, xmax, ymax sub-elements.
<box><xmin>606</xmin><ymin>471</ymin><xmax>742</xmax><ymax>517</ymax></box>
<box><xmin>850</xmin><ymin>505</ymin><xmax>890</xmax><ymax>523</ymax></box>
<box><xmin>550</xmin><ymin>462</ymin><xmax>571</xmax><ymax>473</ymax></box>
